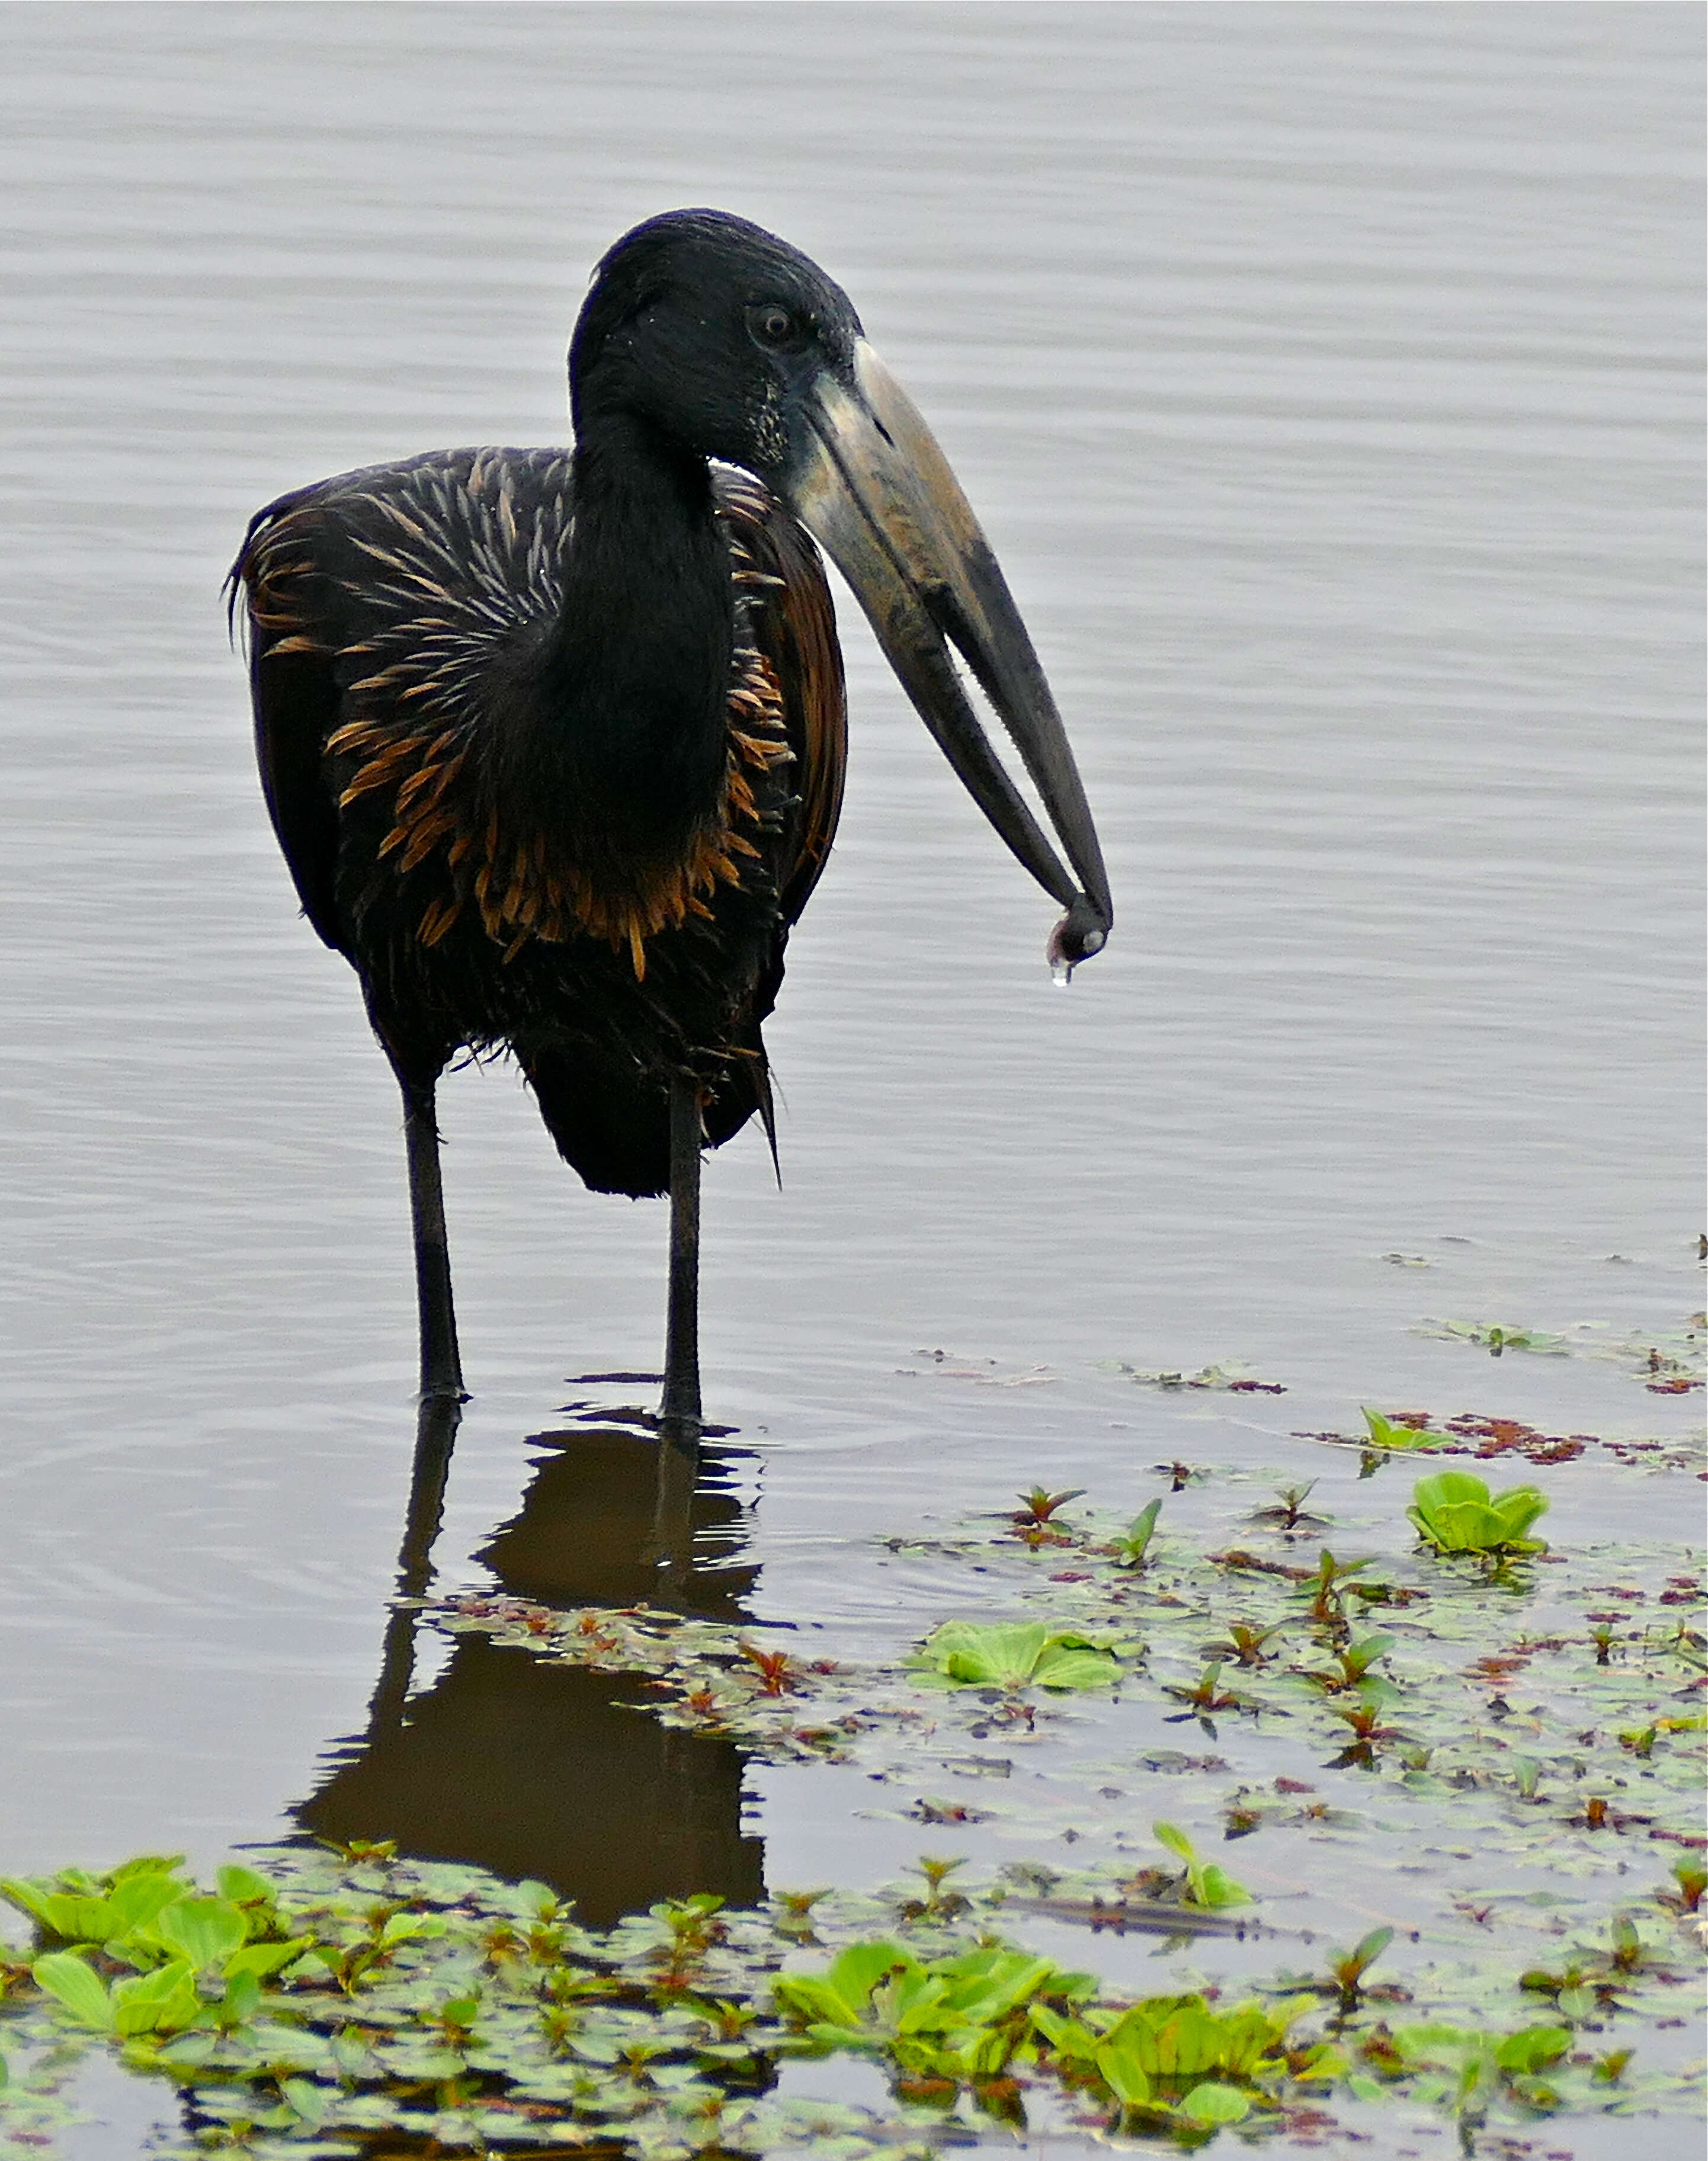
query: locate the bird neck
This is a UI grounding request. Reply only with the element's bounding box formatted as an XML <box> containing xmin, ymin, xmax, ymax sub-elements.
<box><xmin>537</xmin><ymin>413</ymin><xmax>735</xmax><ymax>863</ymax></box>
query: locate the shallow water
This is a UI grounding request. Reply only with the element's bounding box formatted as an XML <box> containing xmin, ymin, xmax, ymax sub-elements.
<box><xmin>0</xmin><ymin>4</ymin><xmax>1701</xmax><ymax>2154</ymax></box>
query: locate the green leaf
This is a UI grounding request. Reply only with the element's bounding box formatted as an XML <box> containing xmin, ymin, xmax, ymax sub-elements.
<box><xmin>774</xmin><ymin>1940</ymin><xmax>915</xmax><ymax>2030</ymax></box>
<box><xmin>1179</xmin><ymin>2081</ymin><xmax>1251</xmax><ymax>2124</ymax></box>
<box><xmin>1361</xmin><ymin>1409</ymin><xmax>1435</xmax><ymax>1450</ymax></box>
<box><xmin>379</xmin><ymin>1912</ymin><xmax>446</xmax><ymax>1947</ymax></box>
<box><xmin>153</xmin><ymin>1896</ymin><xmax>247</xmax><ymax>1971</ymax></box>
<box><xmin>215</xmin><ymin>1864</ymin><xmax>278</xmax><ymax>1909</ymax></box>
<box><xmin>1349</xmin><ymin>1926</ymin><xmax>1393</xmax><ymax>1974</ymax></box>
<box><xmin>108</xmin><ymin>1855</ymin><xmax>187</xmax><ymax>1882</ymax></box>
<box><xmin>218</xmin><ymin>1968</ymin><xmax>262</xmax><ymax>2026</ymax></box>
<box><xmin>3</xmin><ymin>1864</ymin><xmax>188</xmax><ymax>1952</ymax></box>
<box><xmin>1191</xmin><ymin>1864</ymin><xmax>1253</xmax><ymax>1910</ymax></box>
<box><xmin>223</xmin><ymin>1936</ymin><xmax>316</xmax><ymax>1982</ymax></box>
<box><xmin>1151</xmin><ymin>1821</ymin><xmax>1194</xmax><ymax>1864</ymax></box>
<box><xmin>932</xmin><ymin>1948</ymin><xmax>1059</xmax><ymax>2025</ymax></box>
<box><xmin>1150</xmin><ymin>1822</ymin><xmax>1252</xmax><ymax>1907</ymax></box>
<box><xmin>1091</xmin><ymin>1993</ymin><xmax>1305</xmax><ymax>2082</ymax></box>
<box><xmin>105</xmin><ymin>1871</ymin><xmax>191</xmax><ymax>1938</ymax></box>
<box><xmin>1408</xmin><ymin>1471</ymin><xmax>1550</xmax><ymax>1554</ymax></box>
<box><xmin>8</xmin><ymin>1887</ymin><xmax>119</xmax><ymax>1944</ymax></box>
<box><xmin>282</xmin><ymin>2077</ymin><xmax>332</xmax><ymax>2124</ymax></box>
<box><xmin>1114</xmin><ymin>1498</ymin><xmax>1163</xmax><ymax>1565</ymax></box>
<box><xmin>1030</xmin><ymin>2003</ymin><xmax>1100</xmax><ymax>2062</ymax></box>
<box><xmin>908</xmin><ymin>1620</ymin><xmax>1119</xmax><ymax>1691</ymax></box>
<box><xmin>1028</xmin><ymin>1637</ymin><xmax>1125</xmax><ymax>1690</ymax></box>
<box><xmin>1095</xmin><ymin>2034</ymin><xmax>1152</xmax><ymax>2106</ymax></box>
<box><xmin>0</xmin><ymin>1877</ymin><xmax>57</xmax><ymax>1932</ymax></box>
<box><xmin>1495</xmin><ymin>2027</ymin><xmax>1571</xmax><ymax>2075</ymax></box>
<box><xmin>32</xmin><ymin>1951</ymin><xmax>116</xmax><ymax>2031</ymax></box>
<box><xmin>109</xmin><ymin>1960</ymin><xmax>203</xmax><ymax>2037</ymax></box>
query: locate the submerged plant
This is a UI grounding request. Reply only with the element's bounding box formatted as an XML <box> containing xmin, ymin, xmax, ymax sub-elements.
<box><xmin>1406</xmin><ymin>1471</ymin><xmax>1549</xmax><ymax>1557</ymax></box>
<box><xmin>737</xmin><ymin>1641</ymin><xmax>799</xmax><ymax>1696</ymax></box>
<box><xmin>1418</xmin><ymin>1320</ymin><xmax>1570</xmax><ymax>1358</ymax></box>
<box><xmin>1164</xmin><ymin>1662</ymin><xmax>1245</xmax><ymax>1717</ymax></box>
<box><xmin>1012</xmin><ymin>1486</ymin><xmax>1085</xmax><ymax>1528</ymax></box>
<box><xmin>1252</xmin><ymin>1480</ymin><xmax>1324</xmax><ymax>1530</ymax></box>
<box><xmin>1011</xmin><ymin>1486</ymin><xmax>1085</xmax><ymax>1547</ymax></box>
<box><xmin>1207</xmin><ymin>1620</ymin><xmax>1284</xmax><ymax>1669</ymax></box>
<box><xmin>898</xmin><ymin>1857</ymin><xmax>972</xmax><ymax>1925</ymax></box>
<box><xmin>1299</xmin><ymin>1633</ymin><xmax>1394</xmax><ymax>1694</ymax></box>
<box><xmin>1300</xmin><ymin>1548</ymin><xmax>1378</xmax><ymax>1627</ymax></box>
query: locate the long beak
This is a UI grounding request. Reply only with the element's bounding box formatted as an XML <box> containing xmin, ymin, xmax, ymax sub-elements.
<box><xmin>786</xmin><ymin>341</ymin><xmax>1111</xmax><ymax>967</ymax></box>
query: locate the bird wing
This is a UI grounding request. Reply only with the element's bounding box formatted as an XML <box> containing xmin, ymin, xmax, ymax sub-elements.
<box><xmin>229</xmin><ymin>480</ymin><xmax>352</xmax><ymax>952</ymax></box>
<box><xmin>712</xmin><ymin>469</ymin><xmax>848</xmax><ymax>929</ymax></box>
<box><xmin>229</xmin><ymin>450</ymin><xmax>575</xmax><ymax>959</ymax></box>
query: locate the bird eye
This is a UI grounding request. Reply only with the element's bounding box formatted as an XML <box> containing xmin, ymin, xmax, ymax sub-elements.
<box><xmin>748</xmin><ymin>303</ymin><xmax>802</xmax><ymax>350</ymax></box>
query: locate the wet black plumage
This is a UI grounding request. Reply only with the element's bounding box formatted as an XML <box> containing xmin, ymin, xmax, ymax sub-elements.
<box><xmin>232</xmin><ymin>210</ymin><xmax>1111</xmax><ymax>1429</ymax></box>
<box><xmin>237</xmin><ymin>449</ymin><xmax>842</xmax><ymax>1200</ymax></box>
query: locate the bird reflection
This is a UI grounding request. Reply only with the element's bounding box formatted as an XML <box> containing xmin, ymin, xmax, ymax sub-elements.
<box><xmin>296</xmin><ymin>1404</ymin><xmax>764</xmax><ymax>1926</ymax></box>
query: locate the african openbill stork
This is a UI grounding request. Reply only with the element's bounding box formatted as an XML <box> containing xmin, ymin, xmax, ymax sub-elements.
<box><xmin>233</xmin><ymin>210</ymin><xmax>1111</xmax><ymax>1437</ymax></box>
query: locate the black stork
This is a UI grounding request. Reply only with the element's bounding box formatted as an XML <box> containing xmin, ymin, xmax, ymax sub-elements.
<box><xmin>232</xmin><ymin>210</ymin><xmax>1111</xmax><ymax>1437</ymax></box>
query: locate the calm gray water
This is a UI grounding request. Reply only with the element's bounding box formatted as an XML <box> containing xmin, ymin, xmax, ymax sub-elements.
<box><xmin>0</xmin><ymin>4</ymin><xmax>1702</xmax><ymax>2152</ymax></box>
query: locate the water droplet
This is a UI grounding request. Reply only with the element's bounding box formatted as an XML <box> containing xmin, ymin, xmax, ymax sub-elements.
<box><xmin>1050</xmin><ymin>958</ymin><xmax>1074</xmax><ymax>989</ymax></box>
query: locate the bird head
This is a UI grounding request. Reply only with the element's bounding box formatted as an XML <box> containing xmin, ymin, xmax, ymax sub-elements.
<box><xmin>571</xmin><ymin>209</ymin><xmax>1111</xmax><ymax>964</ymax></box>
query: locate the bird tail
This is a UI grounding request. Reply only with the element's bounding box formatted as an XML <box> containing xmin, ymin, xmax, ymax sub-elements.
<box><xmin>516</xmin><ymin>1035</ymin><xmax>771</xmax><ymax>1199</ymax></box>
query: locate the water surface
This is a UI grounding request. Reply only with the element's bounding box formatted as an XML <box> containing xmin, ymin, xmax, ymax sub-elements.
<box><xmin>0</xmin><ymin>5</ymin><xmax>1701</xmax><ymax>2152</ymax></box>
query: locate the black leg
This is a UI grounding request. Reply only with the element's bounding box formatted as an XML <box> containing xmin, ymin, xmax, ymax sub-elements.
<box><xmin>395</xmin><ymin>1068</ymin><xmax>466</xmax><ymax>1402</ymax></box>
<box><xmin>660</xmin><ymin>1075</ymin><xmax>703</xmax><ymax>1439</ymax></box>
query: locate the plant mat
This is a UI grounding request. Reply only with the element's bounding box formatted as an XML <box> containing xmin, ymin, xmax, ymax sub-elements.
<box><xmin>5</xmin><ymin>1455</ymin><xmax>1701</xmax><ymax>2159</ymax></box>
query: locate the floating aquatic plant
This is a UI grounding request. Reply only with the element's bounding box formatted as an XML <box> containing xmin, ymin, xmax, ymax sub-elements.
<box><xmin>1406</xmin><ymin>1471</ymin><xmax>1549</xmax><ymax>1557</ymax></box>
<box><xmin>1361</xmin><ymin>1407</ymin><xmax>1444</xmax><ymax>1451</ymax></box>
<box><xmin>906</xmin><ymin>1620</ymin><xmax>1125</xmax><ymax>1692</ymax></box>
<box><xmin>1109</xmin><ymin>1496</ymin><xmax>1163</xmax><ymax>1568</ymax></box>
<box><xmin>8</xmin><ymin>1446</ymin><xmax>1696</xmax><ymax>2152</ymax></box>
<box><xmin>773</xmin><ymin>1938</ymin><xmax>1088</xmax><ymax>2081</ymax></box>
<box><xmin>1151</xmin><ymin>1822</ymin><xmax>1252</xmax><ymax>1910</ymax></box>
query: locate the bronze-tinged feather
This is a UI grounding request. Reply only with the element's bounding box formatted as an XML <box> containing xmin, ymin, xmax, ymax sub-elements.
<box><xmin>717</xmin><ymin>476</ymin><xmax>847</xmax><ymax>926</ymax></box>
<box><xmin>399</xmin><ymin>813</ymin><xmax>456</xmax><ymax>874</ymax></box>
<box><xmin>238</xmin><ymin>448</ymin><xmax>841</xmax><ymax>1030</ymax></box>
<box><xmin>350</xmin><ymin>538</ymin><xmax>410</xmax><ymax>575</ymax></box>
<box><xmin>322</xmin><ymin>586</ymin><xmax>794</xmax><ymax>978</ymax></box>
<box><xmin>421</xmin><ymin>749</ymin><xmax>468</xmax><ymax>812</ymax></box>
<box><xmin>418</xmin><ymin>894</ymin><xmax>462</xmax><ymax>946</ymax></box>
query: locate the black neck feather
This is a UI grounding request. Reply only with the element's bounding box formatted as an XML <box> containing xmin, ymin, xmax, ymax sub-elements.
<box><xmin>529</xmin><ymin>412</ymin><xmax>734</xmax><ymax>868</ymax></box>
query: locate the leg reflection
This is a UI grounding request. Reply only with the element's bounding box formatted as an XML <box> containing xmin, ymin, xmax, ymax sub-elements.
<box><xmin>366</xmin><ymin>1391</ymin><xmax>463</xmax><ymax>1737</ymax></box>
<box><xmin>298</xmin><ymin>1421</ymin><xmax>763</xmax><ymax>1927</ymax></box>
